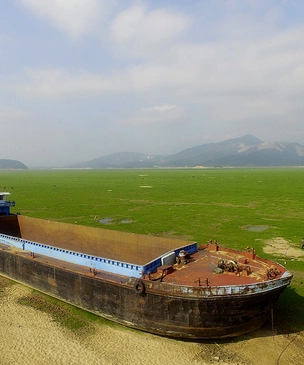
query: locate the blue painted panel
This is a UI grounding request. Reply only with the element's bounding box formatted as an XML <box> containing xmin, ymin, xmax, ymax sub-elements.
<box><xmin>0</xmin><ymin>233</ymin><xmax>143</xmax><ymax>278</ymax></box>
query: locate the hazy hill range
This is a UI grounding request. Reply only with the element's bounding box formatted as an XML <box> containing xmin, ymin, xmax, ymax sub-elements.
<box><xmin>0</xmin><ymin>159</ymin><xmax>28</xmax><ymax>170</ymax></box>
<box><xmin>70</xmin><ymin>152</ymin><xmax>164</xmax><ymax>169</ymax></box>
<box><xmin>68</xmin><ymin>135</ymin><xmax>304</xmax><ymax>168</ymax></box>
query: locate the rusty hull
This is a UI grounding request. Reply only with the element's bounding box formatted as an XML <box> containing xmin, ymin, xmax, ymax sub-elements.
<box><xmin>0</xmin><ymin>215</ymin><xmax>292</xmax><ymax>339</ymax></box>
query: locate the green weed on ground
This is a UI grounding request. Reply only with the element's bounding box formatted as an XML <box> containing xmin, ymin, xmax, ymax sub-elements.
<box><xmin>2</xmin><ymin>168</ymin><xmax>304</xmax><ymax>250</ymax></box>
<box><xmin>16</xmin><ymin>291</ymin><xmax>111</xmax><ymax>337</ymax></box>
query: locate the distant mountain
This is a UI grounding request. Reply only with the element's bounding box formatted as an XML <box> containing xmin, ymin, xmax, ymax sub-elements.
<box><xmin>68</xmin><ymin>152</ymin><xmax>164</xmax><ymax>169</ymax></box>
<box><xmin>162</xmin><ymin>135</ymin><xmax>264</xmax><ymax>167</ymax></box>
<box><xmin>66</xmin><ymin>135</ymin><xmax>304</xmax><ymax>168</ymax></box>
<box><xmin>0</xmin><ymin>159</ymin><xmax>28</xmax><ymax>170</ymax></box>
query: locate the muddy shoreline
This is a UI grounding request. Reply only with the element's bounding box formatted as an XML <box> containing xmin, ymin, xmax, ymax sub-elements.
<box><xmin>0</xmin><ymin>279</ymin><xmax>303</xmax><ymax>365</ymax></box>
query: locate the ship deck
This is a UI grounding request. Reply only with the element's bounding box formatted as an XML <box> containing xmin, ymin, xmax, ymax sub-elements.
<box><xmin>0</xmin><ymin>240</ymin><xmax>287</xmax><ymax>288</ymax></box>
<box><xmin>160</xmin><ymin>247</ymin><xmax>280</xmax><ymax>286</ymax></box>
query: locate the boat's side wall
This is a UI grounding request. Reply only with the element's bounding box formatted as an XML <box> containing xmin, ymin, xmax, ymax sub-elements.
<box><xmin>0</xmin><ymin>247</ymin><xmax>287</xmax><ymax>339</ymax></box>
<box><xmin>0</xmin><ymin>215</ymin><xmax>195</xmax><ymax>265</ymax></box>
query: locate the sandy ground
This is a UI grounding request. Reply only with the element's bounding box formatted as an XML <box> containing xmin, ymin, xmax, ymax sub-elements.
<box><xmin>263</xmin><ymin>237</ymin><xmax>304</xmax><ymax>260</ymax></box>
<box><xmin>0</xmin><ymin>282</ymin><xmax>303</xmax><ymax>365</ymax></box>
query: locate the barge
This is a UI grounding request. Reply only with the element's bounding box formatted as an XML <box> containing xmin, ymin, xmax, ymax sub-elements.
<box><xmin>0</xmin><ymin>192</ymin><xmax>292</xmax><ymax>339</ymax></box>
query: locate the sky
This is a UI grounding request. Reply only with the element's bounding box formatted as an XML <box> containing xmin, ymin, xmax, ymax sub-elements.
<box><xmin>1</xmin><ymin>0</ymin><xmax>304</xmax><ymax>167</ymax></box>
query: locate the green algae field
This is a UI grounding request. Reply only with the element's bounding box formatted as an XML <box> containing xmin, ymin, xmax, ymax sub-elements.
<box><xmin>1</xmin><ymin>168</ymin><xmax>303</xmax><ymax>252</ymax></box>
<box><xmin>1</xmin><ymin>168</ymin><xmax>304</xmax><ymax>333</ymax></box>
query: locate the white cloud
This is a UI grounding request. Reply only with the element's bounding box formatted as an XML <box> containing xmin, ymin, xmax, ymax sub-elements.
<box><xmin>119</xmin><ymin>104</ymin><xmax>184</xmax><ymax>126</ymax></box>
<box><xmin>110</xmin><ymin>4</ymin><xmax>189</xmax><ymax>57</ymax></box>
<box><xmin>4</xmin><ymin>4</ymin><xmax>304</xmax><ymax>144</ymax></box>
<box><xmin>4</xmin><ymin>19</ymin><xmax>303</xmax><ymax>105</ymax></box>
<box><xmin>0</xmin><ymin>106</ymin><xmax>29</xmax><ymax>122</ymax></box>
<box><xmin>142</xmin><ymin>104</ymin><xmax>178</xmax><ymax>113</ymax></box>
<box><xmin>17</xmin><ymin>0</ymin><xmax>108</xmax><ymax>37</ymax></box>
<box><xmin>10</xmin><ymin>68</ymin><xmax>128</xmax><ymax>99</ymax></box>
<box><xmin>5</xmin><ymin>21</ymin><xmax>304</xmax><ymax>128</ymax></box>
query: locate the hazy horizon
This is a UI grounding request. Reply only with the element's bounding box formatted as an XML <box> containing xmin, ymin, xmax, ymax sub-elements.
<box><xmin>1</xmin><ymin>1</ymin><xmax>304</xmax><ymax>167</ymax></box>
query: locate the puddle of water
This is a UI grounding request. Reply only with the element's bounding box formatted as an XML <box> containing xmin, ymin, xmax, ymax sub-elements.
<box><xmin>245</xmin><ymin>225</ymin><xmax>269</xmax><ymax>232</ymax></box>
<box><xmin>99</xmin><ymin>218</ymin><xmax>133</xmax><ymax>224</ymax></box>
<box><xmin>99</xmin><ymin>218</ymin><xmax>113</xmax><ymax>224</ymax></box>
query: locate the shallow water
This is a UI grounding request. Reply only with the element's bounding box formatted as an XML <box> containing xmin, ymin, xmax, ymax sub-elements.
<box><xmin>99</xmin><ymin>218</ymin><xmax>113</xmax><ymax>224</ymax></box>
<box><xmin>245</xmin><ymin>225</ymin><xmax>269</xmax><ymax>231</ymax></box>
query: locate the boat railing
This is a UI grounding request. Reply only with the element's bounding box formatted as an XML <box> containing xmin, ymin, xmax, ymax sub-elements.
<box><xmin>147</xmin><ymin>274</ymin><xmax>292</xmax><ymax>297</ymax></box>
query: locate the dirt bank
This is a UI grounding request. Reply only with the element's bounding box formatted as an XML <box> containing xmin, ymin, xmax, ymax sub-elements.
<box><xmin>0</xmin><ymin>282</ymin><xmax>303</xmax><ymax>365</ymax></box>
<box><xmin>263</xmin><ymin>237</ymin><xmax>304</xmax><ymax>261</ymax></box>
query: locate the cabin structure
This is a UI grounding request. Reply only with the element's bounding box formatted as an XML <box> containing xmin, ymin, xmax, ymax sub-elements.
<box><xmin>0</xmin><ymin>192</ymin><xmax>15</xmax><ymax>216</ymax></box>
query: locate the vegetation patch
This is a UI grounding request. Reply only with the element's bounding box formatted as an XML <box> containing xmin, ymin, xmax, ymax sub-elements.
<box><xmin>17</xmin><ymin>292</ymin><xmax>98</xmax><ymax>337</ymax></box>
